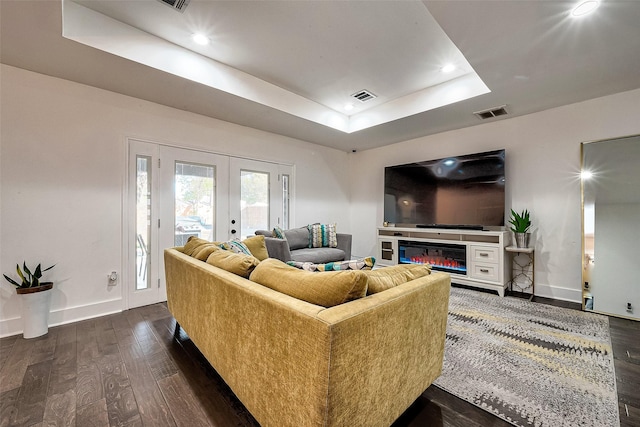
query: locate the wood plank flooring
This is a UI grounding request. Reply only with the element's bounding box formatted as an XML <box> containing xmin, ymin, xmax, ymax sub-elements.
<box><xmin>0</xmin><ymin>293</ymin><xmax>638</xmax><ymax>427</ymax></box>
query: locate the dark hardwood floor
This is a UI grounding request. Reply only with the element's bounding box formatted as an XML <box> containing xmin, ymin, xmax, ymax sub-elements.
<box><xmin>0</xmin><ymin>291</ymin><xmax>638</xmax><ymax>427</ymax></box>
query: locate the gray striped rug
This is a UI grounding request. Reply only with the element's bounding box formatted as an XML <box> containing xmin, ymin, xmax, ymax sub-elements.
<box><xmin>434</xmin><ymin>287</ymin><xmax>619</xmax><ymax>427</ymax></box>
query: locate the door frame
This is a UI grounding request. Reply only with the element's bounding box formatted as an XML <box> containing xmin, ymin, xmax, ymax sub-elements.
<box><xmin>124</xmin><ymin>137</ymin><xmax>295</xmax><ymax>309</ymax></box>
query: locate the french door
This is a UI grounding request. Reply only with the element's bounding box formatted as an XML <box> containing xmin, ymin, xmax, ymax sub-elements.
<box><xmin>229</xmin><ymin>158</ymin><xmax>293</xmax><ymax>240</ymax></box>
<box><xmin>127</xmin><ymin>140</ymin><xmax>292</xmax><ymax>309</ymax></box>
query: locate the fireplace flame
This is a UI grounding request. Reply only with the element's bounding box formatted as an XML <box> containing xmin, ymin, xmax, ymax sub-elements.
<box><xmin>409</xmin><ymin>255</ymin><xmax>463</xmax><ymax>270</ymax></box>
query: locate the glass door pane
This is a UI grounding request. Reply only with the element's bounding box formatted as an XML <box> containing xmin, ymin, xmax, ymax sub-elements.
<box><xmin>136</xmin><ymin>156</ymin><xmax>151</xmax><ymax>290</ymax></box>
<box><xmin>240</xmin><ymin>170</ymin><xmax>269</xmax><ymax>240</ymax></box>
<box><xmin>282</xmin><ymin>174</ymin><xmax>290</xmax><ymax>229</ymax></box>
<box><xmin>174</xmin><ymin>162</ymin><xmax>215</xmax><ymax>246</ymax></box>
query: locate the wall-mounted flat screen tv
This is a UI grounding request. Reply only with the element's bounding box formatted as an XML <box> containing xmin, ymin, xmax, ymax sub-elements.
<box><xmin>384</xmin><ymin>149</ymin><xmax>505</xmax><ymax>229</ymax></box>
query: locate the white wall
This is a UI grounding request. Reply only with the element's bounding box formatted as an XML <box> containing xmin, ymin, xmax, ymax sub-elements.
<box><xmin>0</xmin><ymin>65</ymin><xmax>352</xmax><ymax>336</ymax></box>
<box><xmin>349</xmin><ymin>88</ymin><xmax>640</xmax><ymax>302</ymax></box>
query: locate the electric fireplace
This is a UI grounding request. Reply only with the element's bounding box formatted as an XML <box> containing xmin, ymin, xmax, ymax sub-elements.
<box><xmin>398</xmin><ymin>240</ymin><xmax>467</xmax><ymax>275</ymax></box>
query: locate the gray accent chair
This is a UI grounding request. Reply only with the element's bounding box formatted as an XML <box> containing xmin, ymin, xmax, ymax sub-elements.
<box><xmin>255</xmin><ymin>227</ymin><xmax>352</xmax><ymax>263</ymax></box>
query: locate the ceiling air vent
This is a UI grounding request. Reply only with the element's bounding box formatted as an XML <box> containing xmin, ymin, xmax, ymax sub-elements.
<box><xmin>351</xmin><ymin>90</ymin><xmax>377</xmax><ymax>103</ymax></box>
<box><xmin>156</xmin><ymin>0</ymin><xmax>190</xmax><ymax>12</ymax></box>
<box><xmin>473</xmin><ymin>105</ymin><xmax>508</xmax><ymax>120</ymax></box>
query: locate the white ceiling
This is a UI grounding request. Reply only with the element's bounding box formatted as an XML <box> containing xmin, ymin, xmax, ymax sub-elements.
<box><xmin>2</xmin><ymin>0</ymin><xmax>640</xmax><ymax>152</ymax></box>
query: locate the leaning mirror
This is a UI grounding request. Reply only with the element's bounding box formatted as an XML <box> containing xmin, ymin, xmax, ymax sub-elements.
<box><xmin>581</xmin><ymin>134</ymin><xmax>640</xmax><ymax>320</ymax></box>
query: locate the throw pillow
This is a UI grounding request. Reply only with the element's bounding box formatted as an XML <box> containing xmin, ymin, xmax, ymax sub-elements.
<box><xmin>364</xmin><ymin>264</ymin><xmax>432</xmax><ymax>295</ymax></box>
<box><xmin>249</xmin><ymin>258</ymin><xmax>368</xmax><ymax>307</ymax></box>
<box><xmin>287</xmin><ymin>257</ymin><xmax>375</xmax><ymax>272</ymax></box>
<box><xmin>242</xmin><ymin>235</ymin><xmax>269</xmax><ymax>261</ymax></box>
<box><xmin>206</xmin><ymin>250</ymin><xmax>260</xmax><ymax>278</ymax></box>
<box><xmin>217</xmin><ymin>238</ymin><xmax>253</xmax><ymax>256</ymax></box>
<box><xmin>283</xmin><ymin>227</ymin><xmax>310</xmax><ymax>250</ymax></box>
<box><xmin>308</xmin><ymin>223</ymin><xmax>337</xmax><ymax>248</ymax></box>
<box><xmin>272</xmin><ymin>226</ymin><xmax>286</xmax><ymax>240</ymax></box>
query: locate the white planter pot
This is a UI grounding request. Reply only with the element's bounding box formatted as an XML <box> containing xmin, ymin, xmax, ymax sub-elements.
<box><xmin>18</xmin><ymin>283</ymin><xmax>53</xmax><ymax>339</ymax></box>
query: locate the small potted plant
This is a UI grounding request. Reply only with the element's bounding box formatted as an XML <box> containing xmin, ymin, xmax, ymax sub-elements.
<box><xmin>3</xmin><ymin>263</ymin><xmax>55</xmax><ymax>338</ymax></box>
<box><xmin>509</xmin><ymin>209</ymin><xmax>532</xmax><ymax>248</ymax></box>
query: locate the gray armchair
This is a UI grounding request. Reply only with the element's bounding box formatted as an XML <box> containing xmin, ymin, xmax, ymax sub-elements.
<box><xmin>255</xmin><ymin>227</ymin><xmax>352</xmax><ymax>263</ymax></box>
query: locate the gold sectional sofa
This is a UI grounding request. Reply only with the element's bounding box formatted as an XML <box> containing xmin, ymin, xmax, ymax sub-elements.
<box><xmin>164</xmin><ymin>248</ymin><xmax>451</xmax><ymax>427</ymax></box>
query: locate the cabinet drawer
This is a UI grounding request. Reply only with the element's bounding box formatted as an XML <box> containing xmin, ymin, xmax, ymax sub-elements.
<box><xmin>470</xmin><ymin>246</ymin><xmax>499</xmax><ymax>264</ymax></box>
<box><xmin>470</xmin><ymin>264</ymin><xmax>499</xmax><ymax>281</ymax></box>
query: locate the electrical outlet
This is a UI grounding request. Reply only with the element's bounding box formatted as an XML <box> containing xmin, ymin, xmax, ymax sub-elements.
<box><xmin>626</xmin><ymin>302</ymin><xmax>633</xmax><ymax>313</ymax></box>
<box><xmin>108</xmin><ymin>271</ymin><xmax>118</xmax><ymax>286</ymax></box>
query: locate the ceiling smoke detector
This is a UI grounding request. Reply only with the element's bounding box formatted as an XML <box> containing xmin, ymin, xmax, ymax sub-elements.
<box><xmin>351</xmin><ymin>90</ymin><xmax>377</xmax><ymax>103</ymax></box>
<box><xmin>473</xmin><ymin>105</ymin><xmax>508</xmax><ymax>120</ymax></box>
<box><xmin>156</xmin><ymin>0</ymin><xmax>190</xmax><ymax>12</ymax></box>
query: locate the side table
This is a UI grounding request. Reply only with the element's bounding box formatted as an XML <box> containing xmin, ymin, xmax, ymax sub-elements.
<box><xmin>505</xmin><ymin>246</ymin><xmax>535</xmax><ymax>299</ymax></box>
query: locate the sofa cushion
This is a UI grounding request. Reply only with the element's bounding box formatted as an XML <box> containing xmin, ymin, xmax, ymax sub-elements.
<box><xmin>287</xmin><ymin>257</ymin><xmax>375</xmax><ymax>272</ymax></box>
<box><xmin>308</xmin><ymin>223</ymin><xmax>337</xmax><ymax>248</ymax></box>
<box><xmin>249</xmin><ymin>258</ymin><xmax>368</xmax><ymax>307</ymax></box>
<box><xmin>182</xmin><ymin>236</ymin><xmax>212</xmax><ymax>257</ymax></box>
<box><xmin>290</xmin><ymin>247</ymin><xmax>346</xmax><ymax>264</ymax></box>
<box><xmin>206</xmin><ymin>250</ymin><xmax>260</xmax><ymax>278</ymax></box>
<box><xmin>192</xmin><ymin>244</ymin><xmax>222</xmax><ymax>261</ymax></box>
<box><xmin>364</xmin><ymin>264</ymin><xmax>432</xmax><ymax>295</ymax></box>
<box><xmin>283</xmin><ymin>227</ymin><xmax>310</xmax><ymax>250</ymax></box>
<box><xmin>242</xmin><ymin>235</ymin><xmax>269</xmax><ymax>261</ymax></box>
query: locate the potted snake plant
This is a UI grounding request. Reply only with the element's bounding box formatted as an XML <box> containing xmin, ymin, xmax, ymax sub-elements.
<box><xmin>3</xmin><ymin>263</ymin><xmax>55</xmax><ymax>338</ymax></box>
<box><xmin>509</xmin><ymin>209</ymin><xmax>532</xmax><ymax>248</ymax></box>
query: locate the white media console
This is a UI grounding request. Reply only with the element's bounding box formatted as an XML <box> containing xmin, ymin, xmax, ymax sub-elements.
<box><xmin>377</xmin><ymin>227</ymin><xmax>511</xmax><ymax>296</ymax></box>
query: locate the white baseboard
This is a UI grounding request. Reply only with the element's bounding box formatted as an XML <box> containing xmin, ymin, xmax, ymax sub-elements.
<box><xmin>534</xmin><ymin>283</ymin><xmax>582</xmax><ymax>304</ymax></box>
<box><xmin>0</xmin><ymin>297</ymin><xmax>124</xmax><ymax>338</ymax></box>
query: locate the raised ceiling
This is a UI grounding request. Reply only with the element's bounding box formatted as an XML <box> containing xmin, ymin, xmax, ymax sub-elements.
<box><xmin>2</xmin><ymin>0</ymin><xmax>640</xmax><ymax>151</ymax></box>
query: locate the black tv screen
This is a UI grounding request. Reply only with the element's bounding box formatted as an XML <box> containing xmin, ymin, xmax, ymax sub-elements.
<box><xmin>384</xmin><ymin>149</ymin><xmax>505</xmax><ymax>228</ymax></box>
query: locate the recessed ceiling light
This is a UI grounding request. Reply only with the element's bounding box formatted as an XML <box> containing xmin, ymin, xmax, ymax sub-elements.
<box><xmin>441</xmin><ymin>64</ymin><xmax>456</xmax><ymax>73</ymax></box>
<box><xmin>571</xmin><ymin>0</ymin><xmax>600</xmax><ymax>17</ymax></box>
<box><xmin>344</xmin><ymin>103</ymin><xmax>354</xmax><ymax>111</ymax></box>
<box><xmin>581</xmin><ymin>170</ymin><xmax>593</xmax><ymax>180</ymax></box>
<box><xmin>192</xmin><ymin>33</ymin><xmax>210</xmax><ymax>46</ymax></box>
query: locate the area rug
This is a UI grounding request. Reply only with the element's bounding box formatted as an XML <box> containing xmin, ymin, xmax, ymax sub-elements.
<box><xmin>433</xmin><ymin>287</ymin><xmax>619</xmax><ymax>427</ymax></box>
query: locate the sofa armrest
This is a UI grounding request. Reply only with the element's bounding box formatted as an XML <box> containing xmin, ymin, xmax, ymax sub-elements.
<box><xmin>317</xmin><ymin>272</ymin><xmax>451</xmax><ymax>426</ymax></box>
<box><xmin>263</xmin><ymin>236</ymin><xmax>292</xmax><ymax>262</ymax></box>
<box><xmin>336</xmin><ymin>233</ymin><xmax>352</xmax><ymax>260</ymax></box>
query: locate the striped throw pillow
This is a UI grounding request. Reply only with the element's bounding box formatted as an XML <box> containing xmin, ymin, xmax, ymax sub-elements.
<box><xmin>308</xmin><ymin>223</ymin><xmax>337</xmax><ymax>248</ymax></box>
